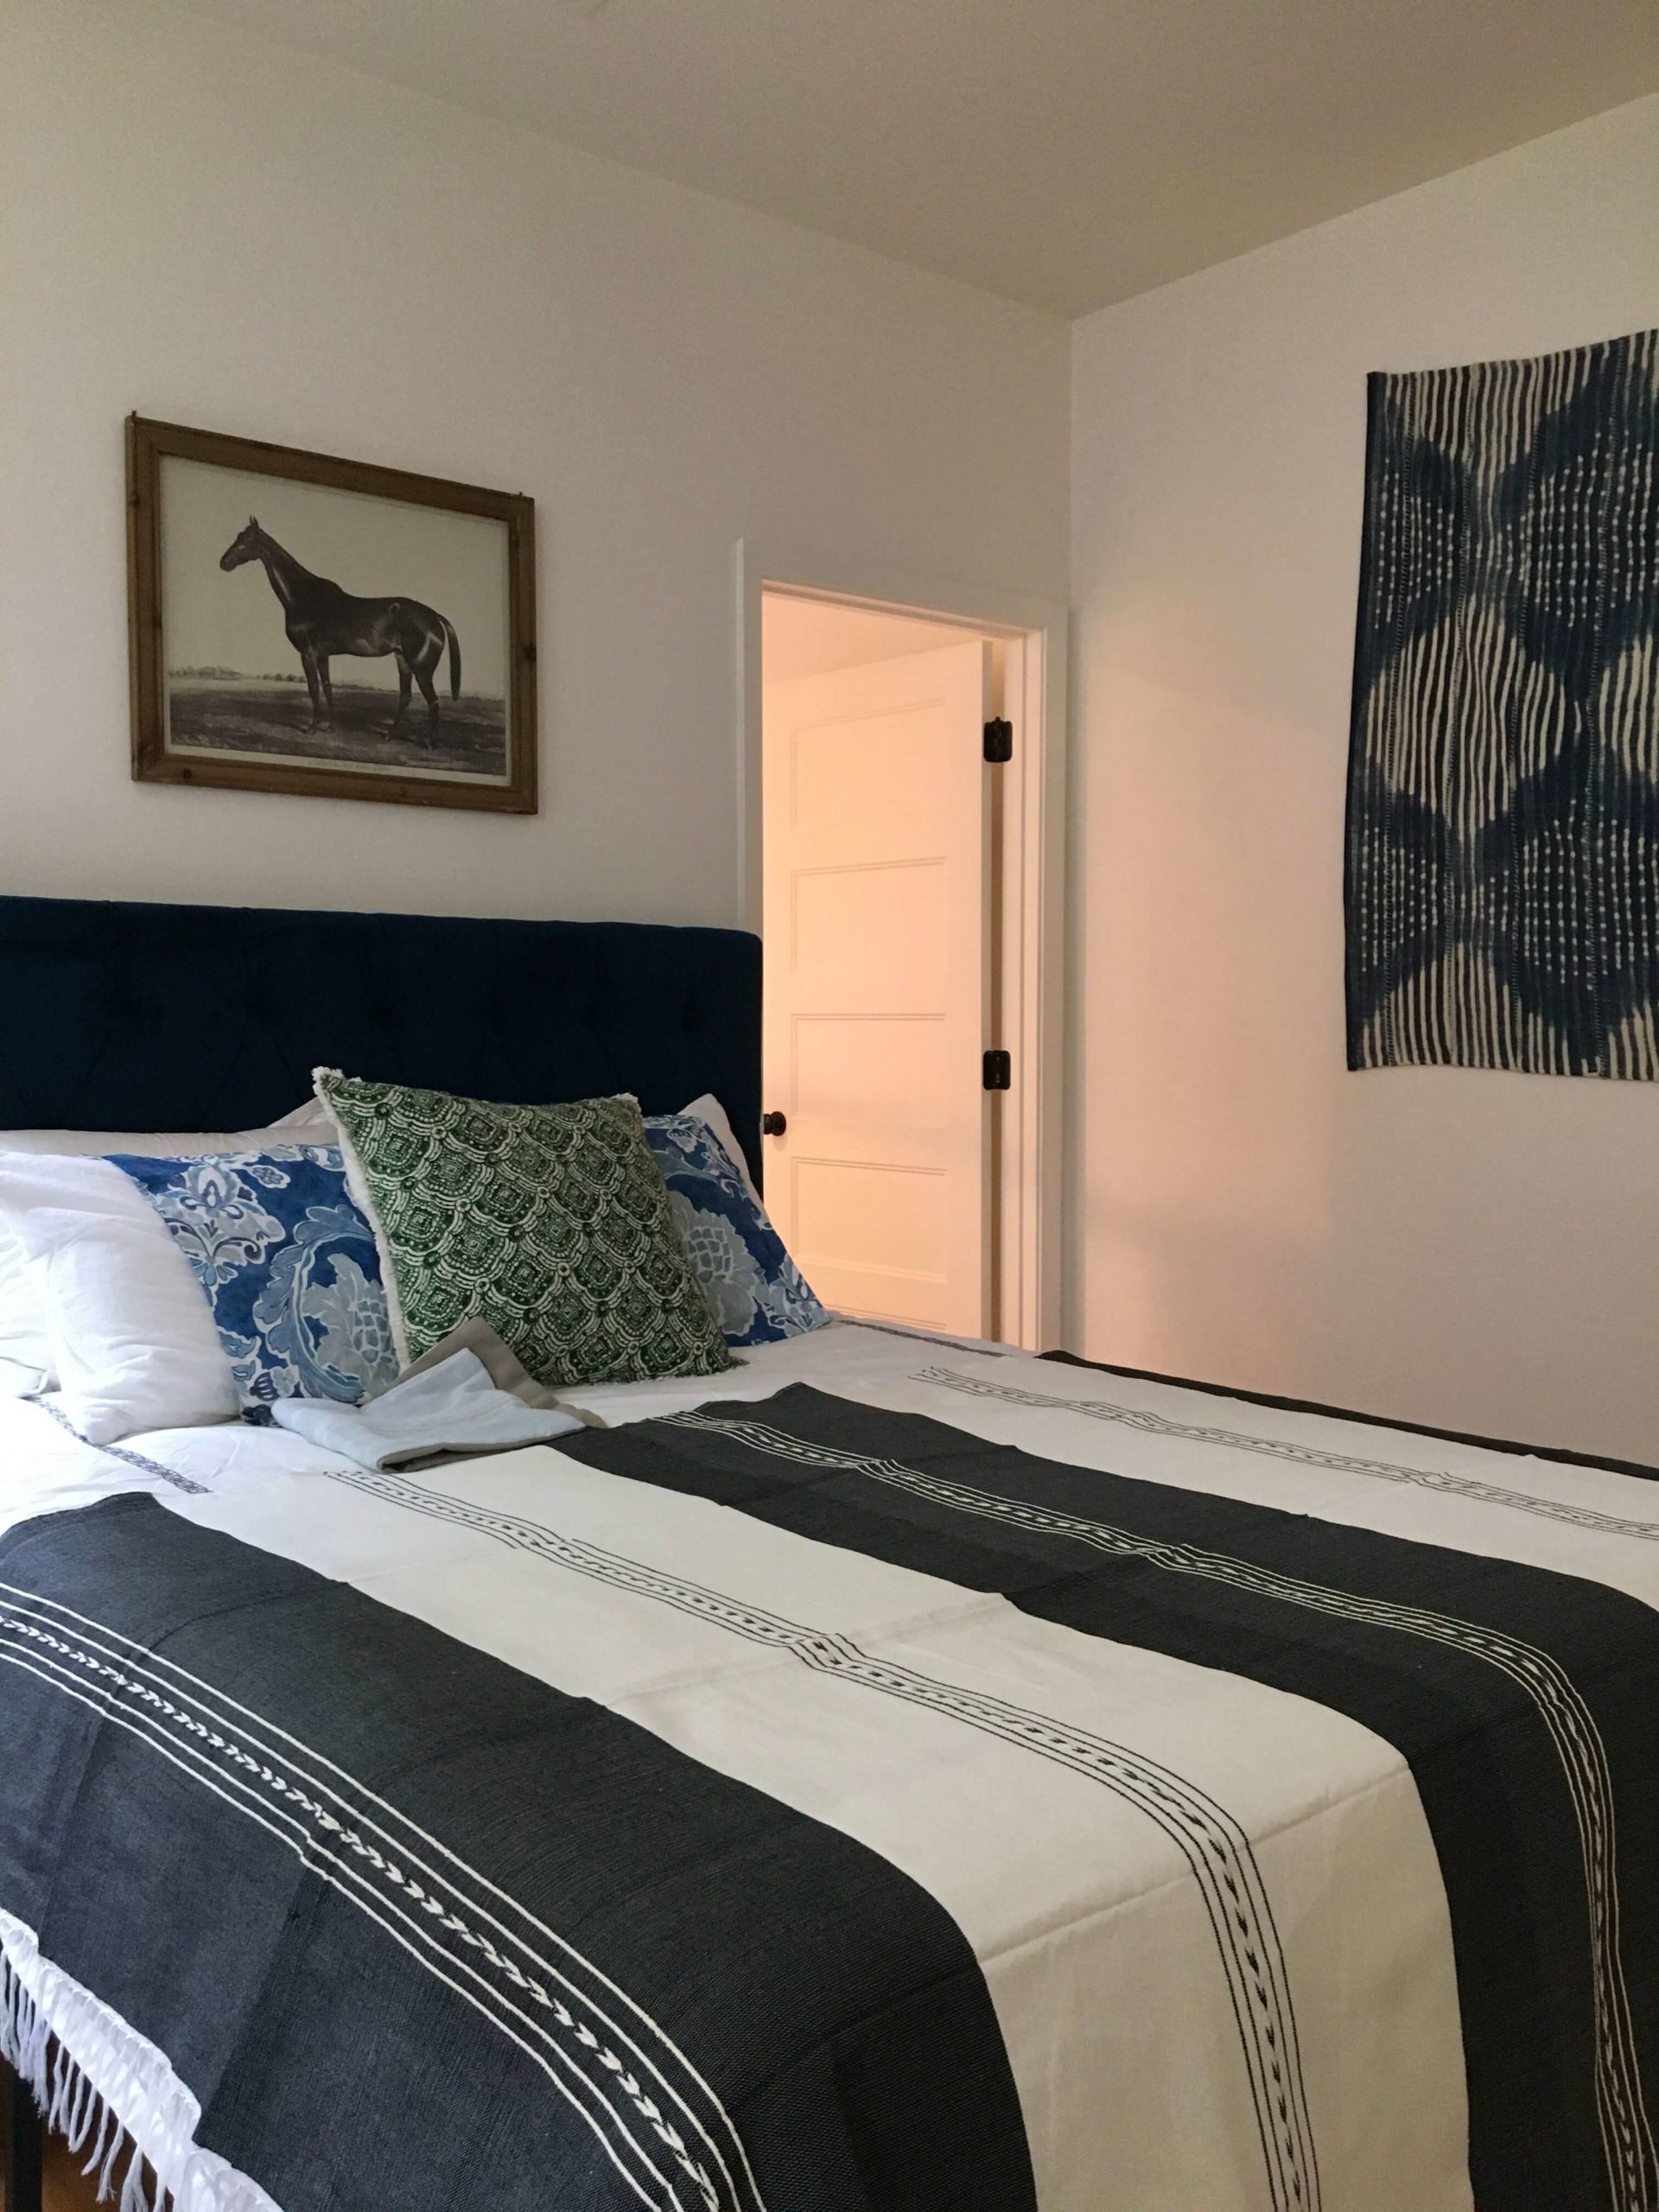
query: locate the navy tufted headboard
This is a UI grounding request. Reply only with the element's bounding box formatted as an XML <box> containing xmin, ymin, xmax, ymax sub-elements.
<box><xmin>0</xmin><ymin>896</ymin><xmax>763</xmax><ymax>1184</ymax></box>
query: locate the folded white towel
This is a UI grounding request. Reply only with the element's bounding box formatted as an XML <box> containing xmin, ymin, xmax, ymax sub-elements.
<box><xmin>273</xmin><ymin>1347</ymin><xmax>583</xmax><ymax>1471</ymax></box>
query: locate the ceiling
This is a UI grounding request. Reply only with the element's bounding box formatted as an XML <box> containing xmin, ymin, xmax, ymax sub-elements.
<box><xmin>176</xmin><ymin>0</ymin><xmax>1659</xmax><ymax>316</ymax></box>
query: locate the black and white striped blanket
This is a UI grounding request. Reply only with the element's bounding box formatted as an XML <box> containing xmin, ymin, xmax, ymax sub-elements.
<box><xmin>4</xmin><ymin>1363</ymin><xmax>1659</xmax><ymax>2212</ymax></box>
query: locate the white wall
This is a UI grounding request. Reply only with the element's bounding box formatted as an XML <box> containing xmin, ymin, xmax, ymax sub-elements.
<box><xmin>0</xmin><ymin>0</ymin><xmax>1068</xmax><ymax>931</ymax></box>
<box><xmin>1070</xmin><ymin>96</ymin><xmax>1659</xmax><ymax>1461</ymax></box>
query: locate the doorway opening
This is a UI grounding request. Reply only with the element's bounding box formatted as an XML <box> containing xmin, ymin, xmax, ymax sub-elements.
<box><xmin>739</xmin><ymin>556</ymin><xmax>1065</xmax><ymax>1351</ymax></box>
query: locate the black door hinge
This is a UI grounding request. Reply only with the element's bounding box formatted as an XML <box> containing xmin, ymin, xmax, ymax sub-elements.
<box><xmin>982</xmin><ymin>1049</ymin><xmax>1012</xmax><ymax>1091</ymax></box>
<box><xmin>982</xmin><ymin>717</ymin><xmax>1014</xmax><ymax>764</ymax></box>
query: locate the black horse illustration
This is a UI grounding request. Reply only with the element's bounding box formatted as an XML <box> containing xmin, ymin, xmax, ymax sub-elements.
<box><xmin>219</xmin><ymin>518</ymin><xmax>461</xmax><ymax>734</ymax></box>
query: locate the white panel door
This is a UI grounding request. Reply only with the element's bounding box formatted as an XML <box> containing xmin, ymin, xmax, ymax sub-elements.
<box><xmin>762</xmin><ymin>638</ymin><xmax>992</xmax><ymax>1334</ymax></box>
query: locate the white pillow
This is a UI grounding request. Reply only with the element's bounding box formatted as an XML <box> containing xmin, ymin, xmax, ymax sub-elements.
<box><xmin>0</xmin><ymin>1260</ymin><xmax>52</xmax><ymax>1388</ymax></box>
<box><xmin>0</xmin><ymin>1154</ymin><xmax>235</xmax><ymax>1445</ymax></box>
<box><xmin>0</xmin><ymin>1099</ymin><xmax>334</xmax><ymax>1158</ymax></box>
<box><xmin>0</xmin><ymin>1103</ymin><xmax>334</xmax><ymax>1391</ymax></box>
<box><xmin>0</xmin><ymin>1354</ymin><xmax>47</xmax><ymax>1399</ymax></box>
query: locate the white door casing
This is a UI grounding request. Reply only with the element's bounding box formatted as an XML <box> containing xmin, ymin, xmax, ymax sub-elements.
<box><xmin>762</xmin><ymin>639</ymin><xmax>993</xmax><ymax>1334</ymax></box>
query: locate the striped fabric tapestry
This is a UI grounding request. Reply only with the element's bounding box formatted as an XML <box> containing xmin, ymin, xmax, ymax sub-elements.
<box><xmin>1344</xmin><ymin>328</ymin><xmax>1659</xmax><ymax>1077</ymax></box>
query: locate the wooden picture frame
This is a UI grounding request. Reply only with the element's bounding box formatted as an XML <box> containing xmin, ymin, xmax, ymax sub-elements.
<box><xmin>128</xmin><ymin>416</ymin><xmax>537</xmax><ymax>812</ymax></box>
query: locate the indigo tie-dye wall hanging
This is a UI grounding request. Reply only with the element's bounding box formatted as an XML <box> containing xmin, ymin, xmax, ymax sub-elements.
<box><xmin>1344</xmin><ymin>328</ymin><xmax>1659</xmax><ymax>1078</ymax></box>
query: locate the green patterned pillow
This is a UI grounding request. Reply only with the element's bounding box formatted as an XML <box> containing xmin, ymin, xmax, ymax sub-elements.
<box><xmin>313</xmin><ymin>1073</ymin><xmax>733</xmax><ymax>1389</ymax></box>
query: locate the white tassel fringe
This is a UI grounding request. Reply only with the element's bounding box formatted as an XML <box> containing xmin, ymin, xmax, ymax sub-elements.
<box><xmin>0</xmin><ymin>1910</ymin><xmax>281</xmax><ymax>2212</ymax></box>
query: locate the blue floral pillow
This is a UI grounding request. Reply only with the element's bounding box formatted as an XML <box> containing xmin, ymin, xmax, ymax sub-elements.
<box><xmin>643</xmin><ymin>1110</ymin><xmax>826</xmax><ymax>1347</ymax></box>
<box><xmin>106</xmin><ymin>1146</ymin><xmax>398</xmax><ymax>1412</ymax></box>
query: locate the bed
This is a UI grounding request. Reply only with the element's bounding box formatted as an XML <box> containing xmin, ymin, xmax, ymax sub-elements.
<box><xmin>3</xmin><ymin>893</ymin><xmax>1659</xmax><ymax>2212</ymax></box>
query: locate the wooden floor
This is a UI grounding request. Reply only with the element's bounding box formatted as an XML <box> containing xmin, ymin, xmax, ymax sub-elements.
<box><xmin>36</xmin><ymin>2134</ymin><xmax>100</xmax><ymax>2212</ymax></box>
<box><xmin>3</xmin><ymin>2078</ymin><xmax>104</xmax><ymax>2212</ymax></box>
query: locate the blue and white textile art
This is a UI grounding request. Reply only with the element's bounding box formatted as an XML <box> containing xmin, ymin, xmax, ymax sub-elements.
<box><xmin>108</xmin><ymin>1146</ymin><xmax>398</xmax><ymax>1408</ymax></box>
<box><xmin>1345</xmin><ymin>327</ymin><xmax>1659</xmax><ymax>1077</ymax></box>
<box><xmin>643</xmin><ymin>1109</ymin><xmax>827</xmax><ymax>1346</ymax></box>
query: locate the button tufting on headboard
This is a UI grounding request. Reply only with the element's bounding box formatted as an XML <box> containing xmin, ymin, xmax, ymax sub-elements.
<box><xmin>0</xmin><ymin>895</ymin><xmax>763</xmax><ymax>1185</ymax></box>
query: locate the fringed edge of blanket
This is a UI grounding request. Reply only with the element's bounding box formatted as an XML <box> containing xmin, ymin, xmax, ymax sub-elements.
<box><xmin>0</xmin><ymin>1909</ymin><xmax>280</xmax><ymax>2212</ymax></box>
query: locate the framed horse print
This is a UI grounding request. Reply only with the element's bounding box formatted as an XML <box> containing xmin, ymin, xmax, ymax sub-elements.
<box><xmin>127</xmin><ymin>416</ymin><xmax>537</xmax><ymax>812</ymax></box>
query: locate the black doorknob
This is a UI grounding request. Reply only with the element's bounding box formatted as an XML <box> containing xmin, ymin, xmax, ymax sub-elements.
<box><xmin>761</xmin><ymin>1110</ymin><xmax>787</xmax><ymax>1136</ymax></box>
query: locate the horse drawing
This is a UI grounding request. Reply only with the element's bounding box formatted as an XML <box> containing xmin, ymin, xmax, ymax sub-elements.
<box><xmin>219</xmin><ymin>518</ymin><xmax>461</xmax><ymax>735</ymax></box>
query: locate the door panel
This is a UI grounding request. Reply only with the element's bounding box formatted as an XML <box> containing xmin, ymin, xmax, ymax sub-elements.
<box><xmin>763</xmin><ymin>639</ymin><xmax>991</xmax><ymax>1335</ymax></box>
<box><xmin>792</xmin><ymin>1015</ymin><xmax>949</xmax><ymax>1138</ymax></box>
<box><xmin>792</xmin><ymin>1160</ymin><xmax>951</xmax><ymax>1314</ymax></box>
<box><xmin>791</xmin><ymin>703</ymin><xmax>957</xmax><ymax>855</ymax></box>
<box><xmin>792</xmin><ymin>862</ymin><xmax>950</xmax><ymax>1007</ymax></box>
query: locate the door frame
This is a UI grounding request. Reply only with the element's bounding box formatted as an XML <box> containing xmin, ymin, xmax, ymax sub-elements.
<box><xmin>734</xmin><ymin>538</ymin><xmax>1067</xmax><ymax>1351</ymax></box>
